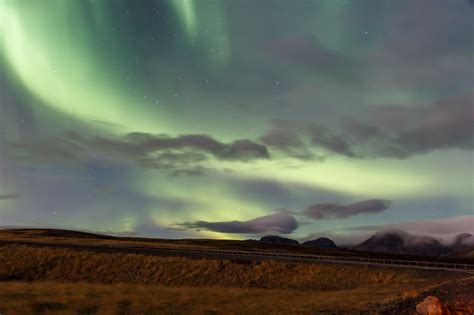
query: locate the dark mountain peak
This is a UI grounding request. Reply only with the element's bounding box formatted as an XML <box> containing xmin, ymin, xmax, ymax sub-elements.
<box><xmin>451</xmin><ymin>233</ymin><xmax>474</xmax><ymax>254</ymax></box>
<box><xmin>354</xmin><ymin>230</ymin><xmax>447</xmax><ymax>256</ymax></box>
<box><xmin>302</xmin><ymin>237</ymin><xmax>337</xmax><ymax>248</ymax></box>
<box><xmin>356</xmin><ymin>232</ymin><xmax>405</xmax><ymax>252</ymax></box>
<box><xmin>259</xmin><ymin>235</ymin><xmax>299</xmax><ymax>245</ymax></box>
<box><xmin>373</xmin><ymin>229</ymin><xmax>409</xmax><ymax>240</ymax></box>
<box><xmin>453</xmin><ymin>233</ymin><xmax>473</xmax><ymax>246</ymax></box>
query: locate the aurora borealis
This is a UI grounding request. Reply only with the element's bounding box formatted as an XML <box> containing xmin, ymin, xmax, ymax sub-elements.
<box><xmin>0</xmin><ymin>0</ymin><xmax>473</xmax><ymax>243</ymax></box>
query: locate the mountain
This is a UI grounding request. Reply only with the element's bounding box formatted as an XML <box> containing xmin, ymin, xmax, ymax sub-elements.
<box><xmin>303</xmin><ymin>237</ymin><xmax>337</xmax><ymax>248</ymax></box>
<box><xmin>449</xmin><ymin>233</ymin><xmax>474</xmax><ymax>257</ymax></box>
<box><xmin>354</xmin><ymin>231</ymin><xmax>448</xmax><ymax>256</ymax></box>
<box><xmin>452</xmin><ymin>233</ymin><xmax>473</xmax><ymax>250</ymax></box>
<box><xmin>259</xmin><ymin>235</ymin><xmax>299</xmax><ymax>245</ymax></box>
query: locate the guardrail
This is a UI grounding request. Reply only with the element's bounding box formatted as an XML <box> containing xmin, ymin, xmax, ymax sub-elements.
<box><xmin>139</xmin><ymin>246</ymin><xmax>474</xmax><ymax>272</ymax></box>
<box><xmin>1</xmin><ymin>239</ymin><xmax>473</xmax><ymax>273</ymax></box>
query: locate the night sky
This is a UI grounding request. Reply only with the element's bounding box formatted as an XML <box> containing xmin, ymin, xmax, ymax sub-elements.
<box><xmin>1</xmin><ymin>0</ymin><xmax>473</xmax><ymax>243</ymax></box>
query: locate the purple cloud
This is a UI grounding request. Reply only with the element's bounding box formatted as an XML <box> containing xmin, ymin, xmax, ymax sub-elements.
<box><xmin>179</xmin><ymin>211</ymin><xmax>298</xmax><ymax>234</ymax></box>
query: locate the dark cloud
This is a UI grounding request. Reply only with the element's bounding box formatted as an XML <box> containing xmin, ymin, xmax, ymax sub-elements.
<box><xmin>8</xmin><ymin>131</ymin><xmax>270</xmax><ymax>174</ymax></box>
<box><xmin>393</xmin><ymin>100</ymin><xmax>473</xmax><ymax>156</ymax></box>
<box><xmin>261</xmin><ymin>95</ymin><xmax>474</xmax><ymax>159</ymax></box>
<box><xmin>0</xmin><ymin>193</ymin><xmax>19</xmax><ymax>200</ymax></box>
<box><xmin>226</xmin><ymin>139</ymin><xmax>270</xmax><ymax>161</ymax></box>
<box><xmin>89</xmin><ymin>132</ymin><xmax>269</xmax><ymax>161</ymax></box>
<box><xmin>303</xmin><ymin>199</ymin><xmax>392</xmax><ymax>220</ymax></box>
<box><xmin>95</xmin><ymin>133</ymin><xmax>270</xmax><ymax>170</ymax></box>
<box><xmin>260</xmin><ymin>121</ymin><xmax>315</xmax><ymax>160</ymax></box>
<box><xmin>179</xmin><ymin>211</ymin><xmax>298</xmax><ymax>234</ymax></box>
<box><xmin>359</xmin><ymin>96</ymin><xmax>474</xmax><ymax>158</ymax></box>
<box><xmin>307</xmin><ymin>123</ymin><xmax>356</xmax><ymax>158</ymax></box>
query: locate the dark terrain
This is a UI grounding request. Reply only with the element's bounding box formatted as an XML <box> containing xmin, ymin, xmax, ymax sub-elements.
<box><xmin>0</xmin><ymin>228</ymin><xmax>473</xmax><ymax>314</ymax></box>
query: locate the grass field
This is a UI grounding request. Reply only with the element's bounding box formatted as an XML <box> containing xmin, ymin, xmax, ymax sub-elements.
<box><xmin>0</xmin><ymin>229</ymin><xmax>473</xmax><ymax>314</ymax></box>
<box><xmin>1</xmin><ymin>281</ymin><xmax>465</xmax><ymax>315</ymax></box>
<box><xmin>0</xmin><ymin>244</ymin><xmax>458</xmax><ymax>288</ymax></box>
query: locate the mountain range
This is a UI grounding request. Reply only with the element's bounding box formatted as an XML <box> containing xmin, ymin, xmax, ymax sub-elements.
<box><xmin>259</xmin><ymin>231</ymin><xmax>474</xmax><ymax>256</ymax></box>
<box><xmin>353</xmin><ymin>231</ymin><xmax>473</xmax><ymax>256</ymax></box>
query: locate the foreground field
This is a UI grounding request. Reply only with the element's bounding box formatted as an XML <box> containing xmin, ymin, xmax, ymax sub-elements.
<box><xmin>1</xmin><ymin>280</ymin><xmax>472</xmax><ymax>315</ymax></box>
<box><xmin>0</xmin><ymin>244</ymin><xmax>460</xmax><ymax>289</ymax></box>
<box><xmin>0</xmin><ymin>244</ymin><xmax>473</xmax><ymax>314</ymax></box>
<box><xmin>0</xmin><ymin>229</ymin><xmax>473</xmax><ymax>314</ymax></box>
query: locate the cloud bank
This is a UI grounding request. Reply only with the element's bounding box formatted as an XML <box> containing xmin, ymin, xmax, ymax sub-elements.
<box><xmin>262</xmin><ymin>95</ymin><xmax>474</xmax><ymax>159</ymax></box>
<box><xmin>303</xmin><ymin>199</ymin><xmax>392</xmax><ymax>220</ymax></box>
<box><xmin>179</xmin><ymin>211</ymin><xmax>298</xmax><ymax>234</ymax></box>
<box><xmin>9</xmin><ymin>131</ymin><xmax>270</xmax><ymax>175</ymax></box>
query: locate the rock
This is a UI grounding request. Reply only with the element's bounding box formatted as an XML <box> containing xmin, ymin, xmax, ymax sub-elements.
<box><xmin>416</xmin><ymin>296</ymin><xmax>445</xmax><ymax>315</ymax></box>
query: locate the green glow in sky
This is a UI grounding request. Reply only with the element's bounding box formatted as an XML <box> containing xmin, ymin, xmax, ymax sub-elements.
<box><xmin>1</xmin><ymin>0</ymin><xmax>472</xmax><ymax>240</ymax></box>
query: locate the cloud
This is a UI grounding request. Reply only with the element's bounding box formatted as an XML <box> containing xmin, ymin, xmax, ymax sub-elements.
<box><xmin>179</xmin><ymin>211</ymin><xmax>298</xmax><ymax>234</ymax></box>
<box><xmin>391</xmin><ymin>99</ymin><xmax>474</xmax><ymax>156</ymax></box>
<box><xmin>344</xmin><ymin>215</ymin><xmax>474</xmax><ymax>238</ymax></box>
<box><xmin>0</xmin><ymin>193</ymin><xmax>19</xmax><ymax>200</ymax></box>
<box><xmin>260</xmin><ymin>122</ymin><xmax>315</xmax><ymax>160</ymax></box>
<box><xmin>261</xmin><ymin>94</ymin><xmax>474</xmax><ymax>160</ymax></box>
<box><xmin>307</xmin><ymin>123</ymin><xmax>356</xmax><ymax>158</ymax></box>
<box><xmin>90</xmin><ymin>132</ymin><xmax>270</xmax><ymax>161</ymax></box>
<box><xmin>8</xmin><ymin>131</ymin><xmax>270</xmax><ymax>174</ymax></box>
<box><xmin>303</xmin><ymin>199</ymin><xmax>392</xmax><ymax>220</ymax></box>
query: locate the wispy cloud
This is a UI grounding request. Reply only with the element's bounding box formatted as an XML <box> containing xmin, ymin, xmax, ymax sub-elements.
<box><xmin>8</xmin><ymin>131</ymin><xmax>270</xmax><ymax>175</ymax></box>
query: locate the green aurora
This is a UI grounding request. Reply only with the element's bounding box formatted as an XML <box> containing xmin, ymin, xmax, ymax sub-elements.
<box><xmin>0</xmin><ymin>0</ymin><xmax>473</xmax><ymax>242</ymax></box>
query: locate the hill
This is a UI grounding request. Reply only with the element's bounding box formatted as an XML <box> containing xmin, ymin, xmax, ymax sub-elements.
<box><xmin>259</xmin><ymin>235</ymin><xmax>299</xmax><ymax>245</ymax></box>
<box><xmin>303</xmin><ymin>237</ymin><xmax>337</xmax><ymax>248</ymax></box>
<box><xmin>354</xmin><ymin>231</ymin><xmax>474</xmax><ymax>256</ymax></box>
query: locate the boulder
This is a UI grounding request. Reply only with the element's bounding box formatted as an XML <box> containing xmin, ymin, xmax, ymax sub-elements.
<box><xmin>416</xmin><ymin>296</ymin><xmax>445</xmax><ymax>315</ymax></box>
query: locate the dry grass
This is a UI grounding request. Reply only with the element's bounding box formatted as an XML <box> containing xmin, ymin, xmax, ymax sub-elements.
<box><xmin>0</xmin><ymin>230</ymin><xmax>471</xmax><ymax>314</ymax></box>
<box><xmin>2</xmin><ymin>229</ymin><xmax>473</xmax><ymax>264</ymax></box>
<box><xmin>0</xmin><ymin>244</ymin><xmax>457</xmax><ymax>290</ymax></box>
<box><xmin>0</xmin><ymin>281</ymin><xmax>449</xmax><ymax>315</ymax></box>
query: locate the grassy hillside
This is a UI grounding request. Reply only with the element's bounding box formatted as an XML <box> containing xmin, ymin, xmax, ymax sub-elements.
<box><xmin>0</xmin><ymin>239</ymin><xmax>472</xmax><ymax>314</ymax></box>
<box><xmin>0</xmin><ymin>244</ymin><xmax>456</xmax><ymax>289</ymax></box>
